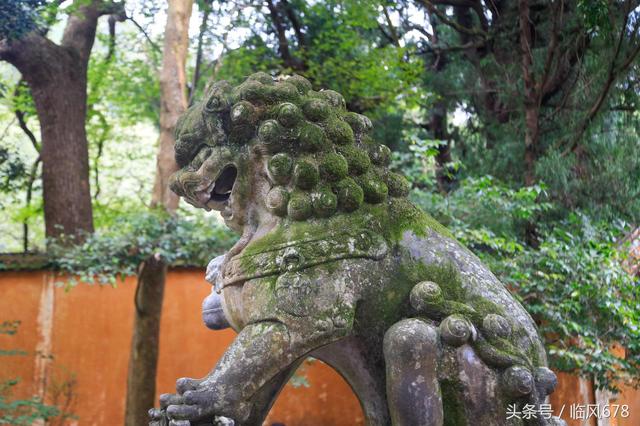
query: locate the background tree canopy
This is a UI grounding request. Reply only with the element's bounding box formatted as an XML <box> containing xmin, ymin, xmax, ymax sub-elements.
<box><xmin>0</xmin><ymin>0</ymin><xmax>638</xmax><ymax>414</ymax></box>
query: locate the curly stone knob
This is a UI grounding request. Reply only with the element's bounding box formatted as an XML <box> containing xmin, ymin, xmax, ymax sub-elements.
<box><xmin>265</xmin><ymin>186</ymin><xmax>289</xmax><ymax>216</ymax></box>
<box><xmin>483</xmin><ymin>313</ymin><xmax>511</xmax><ymax>339</ymax></box>
<box><xmin>410</xmin><ymin>281</ymin><xmax>444</xmax><ymax>316</ymax></box>
<box><xmin>439</xmin><ymin>315</ymin><xmax>472</xmax><ymax>346</ymax></box>
<box><xmin>502</xmin><ymin>366</ymin><xmax>534</xmax><ymax>397</ymax></box>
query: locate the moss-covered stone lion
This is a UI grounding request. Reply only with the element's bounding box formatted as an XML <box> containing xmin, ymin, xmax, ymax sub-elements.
<box><xmin>149</xmin><ymin>73</ymin><xmax>566</xmax><ymax>426</ymax></box>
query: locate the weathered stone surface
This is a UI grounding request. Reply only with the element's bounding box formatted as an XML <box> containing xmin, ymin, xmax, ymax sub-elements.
<box><xmin>150</xmin><ymin>73</ymin><xmax>565</xmax><ymax>426</ymax></box>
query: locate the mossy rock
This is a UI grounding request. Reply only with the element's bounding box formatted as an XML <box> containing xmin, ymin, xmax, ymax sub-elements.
<box><xmin>319</xmin><ymin>152</ymin><xmax>349</xmax><ymax>181</ymax></box>
<box><xmin>334</xmin><ymin>177</ymin><xmax>364</xmax><ymax>212</ymax></box>
<box><xmin>277</xmin><ymin>102</ymin><xmax>303</xmax><ymax>128</ymax></box>
<box><xmin>232</xmin><ymin>79</ymin><xmax>265</xmax><ymax>103</ymax></box>
<box><xmin>247</xmin><ymin>71</ymin><xmax>274</xmax><ymax>85</ymax></box>
<box><xmin>312</xmin><ymin>186</ymin><xmax>338</xmax><ymax>218</ymax></box>
<box><xmin>324</xmin><ymin>118</ymin><xmax>355</xmax><ymax>145</ymax></box>
<box><xmin>293</xmin><ymin>160</ymin><xmax>320</xmax><ymax>190</ymax></box>
<box><xmin>358</xmin><ymin>174</ymin><xmax>388</xmax><ymax>204</ymax></box>
<box><xmin>230</xmin><ymin>101</ymin><xmax>257</xmax><ymax>126</ymax></box>
<box><xmin>319</xmin><ymin>89</ymin><xmax>346</xmax><ymax>109</ymax></box>
<box><xmin>286</xmin><ymin>75</ymin><xmax>312</xmax><ymax>94</ymax></box>
<box><xmin>287</xmin><ymin>192</ymin><xmax>313</xmax><ymax>220</ymax></box>
<box><xmin>268</xmin><ymin>153</ymin><xmax>293</xmax><ymax>185</ymax></box>
<box><xmin>369</xmin><ymin>143</ymin><xmax>391</xmax><ymax>166</ymax></box>
<box><xmin>299</xmin><ymin>123</ymin><xmax>326</xmax><ymax>152</ymax></box>
<box><xmin>271</xmin><ymin>82</ymin><xmax>300</xmax><ymax>103</ymax></box>
<box><xmin>337</xmin><ymin>145</ymin><xmax>371</xmax><ymax>175</ymax></box>
<box><xmin>204</xmin><ymin>93</ymin><xmax>229</xmax><ymax>113</ymax></box>
<box><xmin>344</xmin><ymin>112</ymin><xmax>372</xmax><ymax>134</ymax></box>
<box><xmin>302</xmin><ymin>98</ymin><xmax>331</xmax><ymax>122</ymax></box>
<box><xmin>258</xmin><ymin>119</ymin><xmax>284</xmax><ymax>144</ymax></box>
<box><xmin>386</xmin><ymin>172</ymin><xmax>410</xmax><ymax>197</ymax></box>
<box><xmin>174</xmin><ymin>72</ymin><xmax>450</xmax><ymax>230</ymax></box>
<box><xmin>265</xmin><ymin>186</ymin><xmax>289</xmax><ymax>216</ymax></box>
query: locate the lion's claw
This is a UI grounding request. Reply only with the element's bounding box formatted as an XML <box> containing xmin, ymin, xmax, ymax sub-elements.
<box><xmin>176</xmin><ymin>377</ymin><xmax>203</xmax><ymax>394</ymax></box>
<box><xmin>183</xmin><ymin>389</ymin><xmax>215</xmax><ymax>406</ymax></box>
<box><xmin>167</xmin><ymin>403</ymin><xmax>205</xmax><ymax>421</ymax></box>
<box><xmin>160</xmin><ymin>393</ymin><xmax>185</xmax><ymax>409</ymax></box>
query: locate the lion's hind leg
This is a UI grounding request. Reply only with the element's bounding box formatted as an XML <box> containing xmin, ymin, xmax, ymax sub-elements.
<box><xmin>384</xmin><ymin>318</ymin><xmax>443</xmax><ymax>426</ymax></box>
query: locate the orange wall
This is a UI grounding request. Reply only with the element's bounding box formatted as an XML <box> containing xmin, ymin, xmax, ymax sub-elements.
<box><xmin>0</xmin><ymin>269</ymin><xmax>363</xmax><ymax>426</ymax></box>
<box><xmin>0</xmin><ymin>269</ymin><xmax>637</xmax><ymax>426</ymax></box>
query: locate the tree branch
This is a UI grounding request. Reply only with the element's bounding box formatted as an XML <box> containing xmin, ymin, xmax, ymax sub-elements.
<box><xmin>536</xmin><ymin>0</ymin><xmax>562</xmax><ymax>107</ymax></box>
<box><xmin>23</xmin><ymin>155</ymin><xmax>41</xmax><ymax>253</ymax></box>
<box><xmin>127</xmin><ymin>16</ymin><xmax>161</xmax><ymax>53</ymax></box>
<box><xmin>266</xmin><ymin>0</ymin><xmax>298</xmax><ymax>69</ymax></box>
<box><xmin>381</xmin><ymin>5</ymin><xmax>401</xmax><ymax>47</ymax></box>
<box><xmin>13</xmin><ymin>80</ymin><xmax>40</xmax><ymax>152</ymax></box>
<box><xmin>281</xmin><ymin>0</ymin><xmax>306</xmax><ymax>48</ymax></box>
<box><xmin>419</xmin><ymin>0</ymin><xmax>488</xmax><ymax>38</ymax></box>
<box><xmin>189</xmin><ymin>1</ymin><xmax>211</xmax><ymax>105</ymax></box>
<box><xmin>105</xmin><ymin>9</ymin><xmax>125</xmax><ymax>61</ymax></box>
<box><xmin>15</xmin><ymin>109</ymin><xmax>39</xmax><ymax>152</ymax></box>
<box><xmin>563</xmin><ymin>3</ymin><xmax>640</xmax><ymax>154</ymax></box>
<box><xmin>61</xmin><ymin>0</ymin><xmax>124</xmax><ymax>62</ymax></box>
<box><xmin>0</xmin><ymin>33</ymin><xmax>61</xmax><ymax>81</ymax></box>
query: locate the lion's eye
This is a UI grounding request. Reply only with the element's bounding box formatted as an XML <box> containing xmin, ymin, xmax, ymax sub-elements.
<box><xmin>205</xmin><ymin>95</ymin><xmax>227</xmax><ymax>113</ymax></box>
<box><xmin>188</xmin><ymin>146</ymin><xmax>212</xmax><ymax>170</ymax></box>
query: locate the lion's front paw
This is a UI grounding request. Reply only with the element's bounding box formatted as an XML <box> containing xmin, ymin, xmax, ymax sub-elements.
<box><xmin>149</xmin><ymin>377</ymin><xmax>226</xmax><ymax>426</ymax></box>
<box><xmin>165</xmin><ymin>388</ymin><xmax>215</xmax><ymax>423</ymax></box>
<box><xmin>161</xmin><ymin>386</ymin><xmax>236</xmax><ymax>426</ymax></box>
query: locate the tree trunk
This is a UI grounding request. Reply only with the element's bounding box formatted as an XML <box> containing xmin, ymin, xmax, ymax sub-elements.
<box><xmin>151</xmin><ymin>0</ymin><xmax>194</xmax><ymax>211</ymax></box>
<box><xmin>125</xmin><ymin>1</ymin><xmax>193</xmax><ymax>424</ymax></box>
<box><xmin>124</xmin><ymin>257</ymin><xmax>168</xmax><ymax>426</ymax></box>
<box><xmin>518</xmin><ymin>0</ymin><xmax>541</xmax><ymax>248</ymax></box>
<box><xmin>32</xmin><ymin>62</ymin><xmax>94</xmax><ymax>239</ymax></box>
<box><xmin>523</xmin><ymin>105</ymin><xmax>539</xmax><ymax>187</ymax></box>
<box><xmin>431</xmin><ymin>100</ymin><xmax>456</xmax><ymax>193</ymax></box>
<box><xmin>518</xmin><ymin>0</ymin><xmax>539</xmax><ymax>187</ymax></box>
<box><xmin>424</xmin><ymin>11</ymin><xmax>455</xmax><ymax>193</ymax></box>
<box><xmin>0</xmin><ymin>0</ymin><xmax>112</xmax><ymax>240</ymax></box>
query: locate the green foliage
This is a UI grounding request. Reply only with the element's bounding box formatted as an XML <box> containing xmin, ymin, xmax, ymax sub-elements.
<box><xmin>412</xmin><ymin>176</ymin><xmax>639</xmax><ymax>391</ymax></box>
<box><xmin>536</xmin><ymin>113</ymin><xmax>640</xmax><ymax>223</ymax></box>
<box><xmin>0</xmin><ymin>384</ymin><xmax>60</xmax><ymax>426</ymax></box>
<box><xmin>413</xmin><ymin>176</ymin><xmax>552</xmax><ymax>242</ymax></box>
<box><xmin>302</xmin><ymin>0</ymin><xmax>421</xmax><ymax>111</ymax></box>
<box><xmin>0</xmin><ymin>146</ymin><xmax>26</xmax><ymax>196</ymax></box>
<box><xmin>50</xmin><ymin>209</ymin><xmax>237</xmax><ymax>286</ymax></box>
<box><xmin>578</xmin><ymin>0</ymin><xmax>612</xmax><ymax>32</ymax></box>
<box><xmin>412</xmin><ymin>1</ymin><xmax>640</xmax><ymax>223</ymax></box>
<box><xmin>89</xmin><ymin>32</ymin><xmax>162</xmax><ymax>126</ymax></box>
<box><xmin>216</xmin><ymin>36</ymin><xmax>283</xmax><ymax>85</ymax></box>
<box><xmin>0</xmin><ymin>322</ymin><xmax>61</xmax><ymax>425</ymax></box>
<box><xmin>505</xmin><ymin>216</ymin><xmax>639</xmax><ymax>391</ymax></box>
<box><xmin>214</xmin><ymin>0</ymin><xmax>422</xmax><ymax>121</ymax></box>
<box><xmin>0</xmin><ymin>0</ymin><xmax>45</xmax><ymax>40</ymax></box>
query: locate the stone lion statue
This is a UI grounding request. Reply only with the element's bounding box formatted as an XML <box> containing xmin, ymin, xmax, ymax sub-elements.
<box><xmin>149</xmin><ymin>73</ymin><xmax>565</xmax><ymax>426</ymax></box>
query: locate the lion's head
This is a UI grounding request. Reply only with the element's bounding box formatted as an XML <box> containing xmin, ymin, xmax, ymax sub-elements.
<box><xmin>169</xmin><ymin>72</ymin><xmax>410</xmax><ymax>233</ymax></box>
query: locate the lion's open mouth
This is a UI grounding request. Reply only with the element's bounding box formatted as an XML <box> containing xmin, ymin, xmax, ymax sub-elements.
<box><xmin>209</xmin><ymin>165</ymin><xmax>237</xmax><ymax>203</ymax></box>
